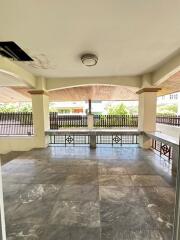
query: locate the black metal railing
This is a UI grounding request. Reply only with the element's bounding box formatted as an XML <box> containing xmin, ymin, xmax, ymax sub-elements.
<box><xmin>0</xmin><ymin>112</ymin><xmax>34</xmax><ymax>135</ymax></box>
<box><xmin>156</xmin><ymin>115</ymin><xmax>180</xmax><ymax>126</ymax></box>
<box><xmin>49</xmin><ymin>113</ymin><xmax>88</xmax><ymax>129</ymax></box>
<box><xmin>94</xmin><ymin>115</ymin><xmax>138</xmax><ymax>128</ymax></box>
<box><xmin>1</xmin><ymin>112</ymin><xmax>180</xmax><ymax>136</ymax></box>
<box><xmin>96</xmin><ymin>134</ymin><xmax>139</xmax><ymax>145</ymax></box>
<box><xmin>152</xmin><ymin>139</ymin><xmax>172</xmax><ymax>161</ymax></box>
<box><xmin>49</xmin><ymin>134</ymin><xmax>90</xmax><ymax>145</ymax></box>
<box><xmin>49</xmin><ymin>133</ymin><xmax>139</xmax><ymax>146</ymax></box>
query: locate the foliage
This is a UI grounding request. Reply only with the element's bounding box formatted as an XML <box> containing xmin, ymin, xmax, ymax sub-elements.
<box><xmin>157</xmin><ymin>104</ymin><xmax>178</xmax><ymax>115</ymax></box>
<box><xmin>107</xmin><ymin>103</ymin><xmax>130</xmax><ymax>115</ymax></box>
<box><xmin>49</xmin><ymin>103</ymin><xmax>58</xmax><ymax>112</ymax></box>
<box><xmin>127</xmin><ymin>106</ymin><xmax>138</xmax><ymax>115</ymax></box>
<box><xmin>0</xmin><ymin>103</ymin><xmax>32</xmax><ymax>112</ymax></box>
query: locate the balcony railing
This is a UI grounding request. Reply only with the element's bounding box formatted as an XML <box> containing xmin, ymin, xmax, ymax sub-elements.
<box><xmin>94</xmin><ymin>115</ymin><xmax>138</xmax><ymax>128</ymax></box>
<box><xmin>49</xmin><ymin>113</ymin><xmax>88</xmax><ymax>129</ymax></box>
<box><xmin>156</xmin><ymin>115</ymin><xmax>180</xmax><ymax>126</ymax></box>
<box><xmin>0</xmin><ymin>112</ymin><xmax>34</xmax><ymax>135</ymax></box>
<box><xmin>0</xmin><ymin>112</ymin><xmax>180</xmax><ymax>136</ymax></box>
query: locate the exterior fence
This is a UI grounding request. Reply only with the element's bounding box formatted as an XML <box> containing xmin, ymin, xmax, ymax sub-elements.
<box><xmin>0</xmin><ymin>112</ymin><xmax>34</xmax><ymax>135</ymax></box>
<box><xmin>0</xmin><ymin>112</ymin><xmax>180</xmax><ymax>135</ymax></box>
<box><xmin>156</xmin><ymin>115</ymin><xmax>180</xmax><ymax>126</ymax></box>
<box><xmin>94</xmin><ymin>115</ymin><xmax>138</xmax><ymax>128</ymax></box>
<box><xmin>49</xmin><ymin>113</ymin><xmax>88</xmax><ymax>129</ymax></box>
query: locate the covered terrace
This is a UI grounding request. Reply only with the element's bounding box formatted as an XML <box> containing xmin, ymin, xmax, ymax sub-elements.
<box><xmin>0</xmin><ymin>0</ymin><xmax>180</xmax><ymax>239</ymax></box>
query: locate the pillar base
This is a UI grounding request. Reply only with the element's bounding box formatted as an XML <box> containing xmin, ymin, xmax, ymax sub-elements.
<box><xmin>139</xmin><ymin>134</ymin><xmax>152</xmax><ymax>149</ymax></box>
<box><xmin>90</xmin><ymin>134</ymin><xmax>96</xmax><ymax>149</ymax></box>
<box><xmin>172</xmin><ymin>145</ymin><xmax>179</xmax><ymax>175</ymax></box>
<box><xmin>34</xmin><ymin>135</ymin><xmax>49</xmax><ymax>149</ymax></box>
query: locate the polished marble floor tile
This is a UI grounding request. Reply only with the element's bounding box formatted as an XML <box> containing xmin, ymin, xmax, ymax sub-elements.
<box><xmin>99</xmin><ymin>175</ymin><xmax>133</xmax><ymax>186</ymax></box>
<box><xmin>99</xmin><ymin>186</ymin><xmax>146</xmax><ymax>206</ymax></box>
<box><xmin>6</xmin><ymin>223</ymin><xmax>44</xmax><ymax>240</ymax></box>
<box><xmin>16</xmin><ymin>184</ymin><xmax>62</xmax><ymax>202</ymax></box>
<box><xmin>1</xmin><ymin>146</ymin><xmax>175</xmax><ymax>239</ymax></box>
<box><xmin>49</xmin><ymin>201</ymin><xmax>100</xmax><ymax>227</ymax></box>
<box><xmin>101</xmin><ymin>227</ymin><xmax>164</xmax><ymax>240</ymax></box>
<box><xmin>131</xmin><ymin>175</ymin><xmax>171</xmax><ymax>187</ymax></box>
<box><xmin>5</xmin><ymin>198</ymin><xmax>53</xmax><ymax>225</ymax></box>
<box><xmin>57</xmin><ymin>184</ymin><xmax>99</xmax><ymax>201</ymax></box>
<box><xmin>7</xmin><ymin>224</ymin><xmax>100</xmax><ymax>240</ymax></box>
<box><xmin>64</xmin><ymin>174</ymin><xmax>98</xmax><ymax>185</ymax></box>
<box><xmin>100</xmin><ymin>200</ymin><xmax>156</xmax><ymax>230</ymax></box>
<box><xmin>43</xmin><ymin>225</ymin><xmax>100</xmax><ymax>240</ymax></box>
<box><xmin>98</xmin><ymin>166</ymin><xmax>127</xmax><ymax>175</ymax></box>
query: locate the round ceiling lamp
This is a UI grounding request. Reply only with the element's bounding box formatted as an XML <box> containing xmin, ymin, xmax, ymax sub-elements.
<box><xmin>81</xmin><ymin>54</ymin><xmax>98</xmax><ymax>67</ymax></box>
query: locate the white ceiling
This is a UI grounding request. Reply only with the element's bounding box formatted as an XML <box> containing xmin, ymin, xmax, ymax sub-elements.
<box><xmin>0</xmin><ymin>0</ymin><xmax>180</xmax><ymax>78</ymax></box>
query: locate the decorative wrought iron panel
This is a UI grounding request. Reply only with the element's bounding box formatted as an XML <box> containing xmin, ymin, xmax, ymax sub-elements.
<box><xmin>152</xmin><ymin>139</ymin><xmax>172</xmax><ymax>162</ymax></box>
<box><xmin>96</xmin><ymin>134</ymin><xmax>138</xmax><ymax>145</ymax></box>
<box><xmin>49</xmin><ymin>134</ymin><xmax>90</xmax><ymax>145</ymax></box>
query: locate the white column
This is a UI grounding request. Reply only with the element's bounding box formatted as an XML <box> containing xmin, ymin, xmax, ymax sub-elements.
<box><xmin>29</xmin><ymin>90</ymin><xmax>50</xmax><ymax>148</ymax></box>
<box><xmin>0</xmin><ymin>159</ymin><xmax>6</xmax><ymax>240</ymax></box>
<box><xmin>178</xmin><ymin>92</ymin><xmax>180</xmax><ymax>115</ymax></box>
<box><xmin>137</xmin><ymin>88</ymin><xmax>160</xmax><ymax>148</ymax></box>
<box><xmin>87</xmin><ymin>114</ymin><xmax>94</xmax><ymax>129</ymax></box>
<box><xmin>87</xmin><ymin>99</ymin><xmax>94</xmax><ymax>129</ymax></box>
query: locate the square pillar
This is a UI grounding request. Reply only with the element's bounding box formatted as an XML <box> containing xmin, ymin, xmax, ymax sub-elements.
<box><xmin>0</xmin><ymin>159</ymin><xmax>6</xmax><ymax>240</ymax></box>
<box><xmin>29</xmin><ymin>90</ymin><xmax>50</xmax><ymax>148</ymax></box>
<box><xmin>90</xmin><ymin>133</ymin><xmax>96</xmax><ymax>148</ymax></box>
<box><xmin>87</xmin><ymin>114</ymin><xmax>94</xmax><ymax>129</ymax></box>
<box><xmin>88</xmin><ymin>99</ymin><xmax>92</xmax><ymax>114</ymax></box>
<box><xmin>137</xmin><ymin>88</ymin><xmax>161</xmax><ymax>148</ymax></box>
<box><xmin>172</xmin><ymin>145</ymin><xmax>179</xmax><ymax>175</ymax></box>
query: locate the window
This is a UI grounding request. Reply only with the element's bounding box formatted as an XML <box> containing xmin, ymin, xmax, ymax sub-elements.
<box><xmin>170</xmin><ymin>94</ymin><xmax>178</xmax><ymax>100</ymax></box>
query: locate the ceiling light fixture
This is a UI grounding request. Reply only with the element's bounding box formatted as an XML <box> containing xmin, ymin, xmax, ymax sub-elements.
<box><xmin>81</xmin><ymin>54</ymin><xmax>98</xmax><ymax>67</ymax></box>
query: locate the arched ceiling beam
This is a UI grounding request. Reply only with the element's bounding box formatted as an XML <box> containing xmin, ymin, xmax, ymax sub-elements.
<box><xmin>46</xmin><ymin>76</ymin><xmax>141</xmax><ymax>91</ymax></box>
<box><xmin>0</xmin><ymin>57</ymin><xmax>36</xmax><ymax>88</ymax></box>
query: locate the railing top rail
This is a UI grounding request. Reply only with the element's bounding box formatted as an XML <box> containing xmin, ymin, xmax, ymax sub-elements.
<box><xmin>144</xmin><ymin>131</ymin><xmax>179</xmax><ymax>147</ymax></box>
<box><xmin>46</xmin><ymin>129</ymin><xmax>141</xmax><ymax>136</ymax></box>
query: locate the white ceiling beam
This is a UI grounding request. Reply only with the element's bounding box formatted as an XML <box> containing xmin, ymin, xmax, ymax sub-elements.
<box><xmin>0</xmin><ymin>57</ymin><xmax>36</xmax><ymax>88</ymax></box>
<box><xmin>46</xmin><ymin>76</ymin><xmax>141</xmax><ymax>91</ymax></box>
<box><xmin>152</xmin><ymin>53</ymin><xmax>180</xmax><ymax>86</ymax></box>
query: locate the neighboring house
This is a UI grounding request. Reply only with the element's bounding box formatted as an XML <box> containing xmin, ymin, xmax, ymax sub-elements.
<box><xmin>157</xmin><ymin>92</ymin><xmax>180</xmax><ymax>114</ymax></box>
<box><xmin>51</xmin><ymin>101</ymin><xmax>106</xmax><ymax>115</ymax></box>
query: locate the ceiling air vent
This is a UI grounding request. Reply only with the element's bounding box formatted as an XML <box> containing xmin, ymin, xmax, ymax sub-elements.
<box><xmin>0</xmin><ymin>41</ymin><xmax>33</xmax><ymax>61</ymax></box>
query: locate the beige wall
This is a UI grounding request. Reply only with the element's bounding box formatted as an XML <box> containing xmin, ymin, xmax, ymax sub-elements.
<box><xmin>0</xmin><ymin>137</ymin><xmax>35</xmax><ymax>154</ymax></box>
<box><xmin>156</xmin><ymin>123</ymin><xmax>180</xmax><ymax>139</ymax></box>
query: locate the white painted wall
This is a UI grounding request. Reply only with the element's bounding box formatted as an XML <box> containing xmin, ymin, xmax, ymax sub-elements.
<box><xmin>0</xmin><ymin>137</ymin><xmax>35</xmax><ymax>155</ymax></box>
<box><xmin>156</xmin><ymin>123</ymin><xmax>180</xmax><ymax>139</ymax></box>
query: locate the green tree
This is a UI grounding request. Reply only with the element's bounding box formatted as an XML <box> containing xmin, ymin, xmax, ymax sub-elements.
<box><xmin>18</xmin><ymin>103</ymin><xmax>32</xmax><ymax>112</ymax></box>
<box><xmin>107</xmin><ymin>103</ymin><xmax>130</xmax><ymax>115</ymax></box>
<box><xmin>49</xmin><ymin>103</ymin><xmax>58</xmax><ymax>112</ymax></box>
<box><xmin>157</xmin><ymin>104</ymin><xmax>177</xmax><ymax>115</ymax></box>
<box><xmin>0</xmin><ymin>103</ymin><xmax>32</xmax><ymax>112</ymax></box>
